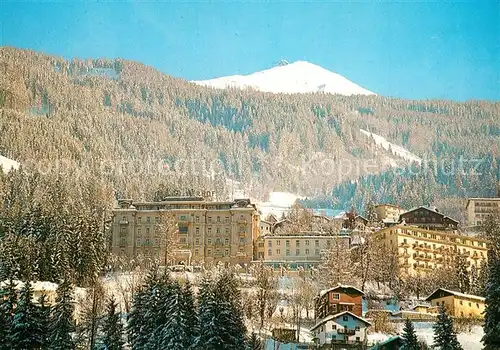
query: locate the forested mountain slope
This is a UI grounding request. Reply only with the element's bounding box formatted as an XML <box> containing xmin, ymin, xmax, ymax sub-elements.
<box><xmin>0</xmin><ymin>47</ymin><xmax>498</xmax><ymax>211</ymax></box>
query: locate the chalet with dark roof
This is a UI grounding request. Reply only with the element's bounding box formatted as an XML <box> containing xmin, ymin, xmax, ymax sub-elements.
<box><xmin>399</xmin><ymin>206</ymin><xmax>459</xmax><ymax>231</ymax></box>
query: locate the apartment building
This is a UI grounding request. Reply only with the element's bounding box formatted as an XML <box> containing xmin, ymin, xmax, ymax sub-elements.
<box><xmin>375</xmin><ymin>204</ymin><xmax>406</xmax><ymax>225</ymax></box>
<box><xmin>426</xmin><ymin>288</ymin><xmax>485</xmax><ymax>319</ymax></box>
<box><xmin>466</xmin><ymin>197</ymin><xmax>500</xmax><ymax>227</ymax></box>
<box><xmin>375</xmin><ymin>224</ymin><xmax>488</xmax><ymax>275</ymax></box>
<box><xmin>261</xmin><ymin>233</ymin><xmax>350</xmax><ymax>269</ymax></box>
<box><xmin>111</xmin><ymin>197</ymin><xmax>259</xmax><ymax>266</ymax></box>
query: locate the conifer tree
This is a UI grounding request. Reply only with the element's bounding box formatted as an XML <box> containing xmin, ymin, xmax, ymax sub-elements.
<box><xmin>0</xmin><ymin>279</ymin><xmax>17</xmax><ymax>350</ymax></box>
<box><xmin>36</xmin><ymin>293</ymin><xmax>52</xmax><ymax>349</ymax></box>
<box><xmin>482</xmin><ymin>257</ymin><xmax>500</xmax><ymax>348</ymax></box>
<box><xmin>247</xmin><ymin>332</ymin><xmax>263</xmax><ymax>350</ymax></box>
<box><xmin>48</xmin><ymin>279</ymin><xmax>76</xmax><ymax>350</ymax></box>
<box><xmin>401</xmin><ymin>318</ymin><xmax>419</xmax><ymax>350</ymax></box>
<box><xmin>10</xmin><ymin>280</ymin><xmax>43</xmax><ymax>349</ymax></box>
<box><xmin>126</xmin><ymin>284</ymin><xmax>149</xmax><ymax>350</ymax></box>
<box><xmin>179</xmin><ymin>280</ymin><xmax>199</xmax><ymax>344</ymax></box>
<box><xmin>100</xmin><ymin>295</ymin><xmax>124</xmax><ymax>350</ymax></box>
<box><xmin>433</xmin><ymin>306</ymin><xmax>462</xmax><ymax>350</ymax></box>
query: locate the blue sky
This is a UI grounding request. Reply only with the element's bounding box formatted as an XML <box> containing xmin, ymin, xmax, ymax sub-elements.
<box><xmin>1</xmin><ymin>1</ymin><xmax>499</xmax><ymax>101</ymax></box>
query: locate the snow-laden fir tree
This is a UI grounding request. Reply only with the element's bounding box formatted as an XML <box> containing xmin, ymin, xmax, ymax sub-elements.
<box><xmin>179</xmin><ymin>280</ymin><xmax>199</xmax><ymax>345</ymax></box>
<box><xmin>247</xmin><ymin>332</ymin><xmax>263</xmax><ymax>350</ymax></box>
<box><xmin>161</xmin><ymin>281</ymin><xmax>191</xmax><ymax>349</ymax></box>
<box><xmin>401</xmin><ymin>318</ymin><xmax>419</xmax><ymax>350</ymax></box>
<box><xmin>482</xmin><ymin>257</ymin><xmax>500</xmax><ymax>349</ymax></box>
<box><xmin>147</xmin><ymin>271</ymin><xmax>176</xmax><ymax>348</ymax></box>
<box><xmin>127</xmin><ymin>272</ymin><xmax>155</xmax><ymax>350</ymax></box>
<box><xmin>482</xmin><ymin>215</ymin><xmax>500</xmax><ymax>349</ymax></box>
<box><xmin>48</xmin><ymin>279</ymin><xmax>76</xmax><ymax>350</ymax></box>
<box><xmin>433</xmin><ymin>306</ymin><xmax>462</xmax><ymax>350</ymax></box>
<box><xmin>36</xmin><ymin>293</ymin><xmax>52</xmax><ymax>349</ymax></box>
<box><xmin>9</xmin><ymin>280</ymin><xmax>43</xmax><ymax>349</ymax></box>
<box><xmin>0</xmin><ymin>279</ymin><xmax>17</xmax><ymax>350</ymax></box>
<box><xmin>195</xmin><ymin>276</ymin><xmax>229</xmax><ymax>349</ymax></box>
<box><xmin>99</xmin><ymin>295</ymin><xmax>124</xmax><ymax>350</ymax></box>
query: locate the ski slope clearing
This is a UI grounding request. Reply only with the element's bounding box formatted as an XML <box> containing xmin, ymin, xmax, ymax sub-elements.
<box><xmin>360</xmin><ymin>129</ymin><xmax>422</xmax><ymax>165</ymax></box>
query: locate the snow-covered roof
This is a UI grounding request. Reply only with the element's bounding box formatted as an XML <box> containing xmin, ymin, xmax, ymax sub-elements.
<box><xmin>402</xmin><ymin>206</ymin><xmax>459</xmax><ymax>224</ymax></box>
<box><xmin>319</xmin><ymin>284</ymin><xmax>364</xmax><ymax>297</ymax></box>
<box><xmin>310</xmin><ymin>311</ymin><xmax>371</xmax><ymax>331</ymax></box>
<box><xmin>425</xmin><ymin>288</ymin><xmax>485</xmax><ymax>303</ymax></box>
<box><xmin>0</xmin><ymin>280</ymin><xmax>58</xmax><ymax>291</ymax></box>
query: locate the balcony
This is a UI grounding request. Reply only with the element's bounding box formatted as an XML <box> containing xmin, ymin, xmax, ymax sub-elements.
<box><xmin>236</xmin><ymin>252</ymin><xmax>247</xmax><ymax>257</ymax></box>
<box><xmin>237</xmin><ymin>219</ymin><xmax>248</xmax><ymax>225</ymax></box>
<box><xmin>239</xmin><ymin>232</ymin><xmax>246</xmax><ymax>238</ymax></box>
<box><xmin>119</xmin><ymin>220</ymin><xmax>129</xmax><ymax>225</ymax></box>
<box><xmin>400</xmin><ymin>242</ymin><xmax>410</xmax><ymax>248</ymax></box>
<box><xmin>337</xmin><ymin>328</ymin><xmax>356</xmax><ymax>336</ymax></box>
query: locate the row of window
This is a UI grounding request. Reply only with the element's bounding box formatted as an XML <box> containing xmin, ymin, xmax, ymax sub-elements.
<box><xmin>397</xmin><ymin>230</ymin><xmax>485</xmax><ymax>247</ymax></box>
<box><xmin>267</xmin><ymin>248</ymin><xmax>320</xmax><ymax>256</ymax></box>
<box><xmin>268</xmin><ymin>239</ymin><xmax>321</xmax><ymax>247</ymax></box>
<box><xmin>121</xmin><ymin>214</ymin><xmax>248</xmax><ymax>224</ymax></box>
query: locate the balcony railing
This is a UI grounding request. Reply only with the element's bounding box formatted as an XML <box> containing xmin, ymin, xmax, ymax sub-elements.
<box><xmin>119</xmin><ymin>220</ymin><xmax>129</xmax><ymax>225</ymax></box>
<box><xmin>237</xmin><ymin>219</ymin><xmax>248</xmax><ymax>225</ymax></box>
<box><xmin>337</xmin><ymin>328</ymin><xmax>356</xmax><ymax>335</ymax></box>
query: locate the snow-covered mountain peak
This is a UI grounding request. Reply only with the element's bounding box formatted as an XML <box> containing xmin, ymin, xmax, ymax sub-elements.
<box><xmin>193</xmin><ymin>61</ymin><xmax>375</xmax><ymax>96</ymax></box>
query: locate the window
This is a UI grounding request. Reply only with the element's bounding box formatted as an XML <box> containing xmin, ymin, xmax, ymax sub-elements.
<box><xmin>296</xmin><ymin>240</ymin><xmax>300</xmax><ymax>247</ymax></box>
<box><xmin>315</xmin><ymin>240</ymin><xmax>319</xmax><ymax>247</ymax></box>
<box><xmin>468</xmin><ymin>302</ymin><xmax>472</xmax><ymax>307</ymax></box>
<box><xmin>146</xmin><ymin>217</ymin><xmax>150</xmax><ymax>224</ymax></box>
<box><xmin>296</xmin><ymin>249</ymin><xmax>300</xmax><ymax>255</ymax></box>
<box><xmin>146</xmin><ymin>228</ymin><xmax>150</xmax><ymax>235</ymax></box>
<box><xmin>277</xmin><ymin>240</ymin><xmax>281</xmax><ymax>246</ymax></box>
<box><xmin>195</xmin><ymin>238</ymin><xmax>200</xmax><ymax>245</ymax></box>
<box><xmin>207</xmin><ymin>249</ymin><xmax>212</xmax><ymax>256</ymax></box>
<box><xmin>208</xmin><ymin>216</ymin><xmax>212</xmax><ymax>223</ymax></box>
<box><xmin>276</xmin><ymin>249</ymin><xmax>280</xmax><ymax>254</ymax></box>
<box><xmin>286</xmin><ymin>249</ymin><xmax>290</xmax><ymax>256</ymax></box>
<box><xmin>343</xmin><ymin>315</ymin><xmax>348</xmax><ymax>321</ymax></box>
<box><xmin>268</xmin><ymin>249</ymin><xmax>272</xmax><ymax>256</ymax></box>
<box><xmin>180</xmin><ymin>215</ymin><xmax>186</xmax><ymax>221</ymax></box>
<box><xmin>332</xmin><ymin>324</ymin><xmax>337</xmax><ymax>330</ymax></box>
<box><xmin>155</xmin><ymin>238</ymin><xmax>159</xmax><ymax>246</ymax></box>
<box><xmin>305</xmin><ymin>240</ymin><xmax>310</xmax><ymax>246</ymax></box>
<box><xmin>207</xmin><ymin>238</ymin><xmax>212</xmax><ymax>245</ymax></box>
<box><xmin>195</xmin><ymin>249</ymin><xmax>199</xmax><ymax>255</ymax></box>
<box><xmin>460</xmin><ymin>300</ymin><xmax>463</xmax><ymax>305</ymax></box>
<box><xmin>224</xmin><ymin>249</ymin><xmax>229</xmax><ymax>256</ymax></box>
<box><xmin>195</xmin><ymin>216</ymin><xmax>200</xmax><ymax>223</ymax></box>
<box><xmin>225</xmin><ymin>228</ymin><xmax>229</xmax><ymax>234</ymax></box>
<box><xmin>315</xmin><ymin>249</ymin><xmax>320</xmax><ymax>256</ymax></box>
<box><xmin>196</xmin><ymin>227</ymin><xmax>200</xmax><ymax>235</ymax></box>
<box><xmin>225</xmin><ymin>238</ymin><xmax>229</xmax><ymax>245</ymax></box>
<box><xmin>268</xmin><ymin>241</ymin><xmax>272</xmax><ymax>247</ymax></box>
<box><xmin>476</xmin><ymin>303</ymin><xmax>480</xmax><ymax>308</ymax></box>
<box><xmin>138</xmin><ymin>217</ymin><xmax>142</xmax><ymax>224</ymax></box>
<box><xmin>356</xmin><ymin>337</ymin><xmax>360</xmax><ymax>341</ymax></box>
<box><xmin>286</xmin><ymin>240</ymin><xmax>290</xmax><ymax>247</ymax></box>
<box><xmin>225</xmin><ymin>216</ymin><xmax>230</xmax><ymax>223</ymax></box>
<box><xmin>137</xmin><ymin>228</ymin><xmax>142</xmax><ymax>236</ymax></box>
<box><xmin>355</xmin><ymin>326</ymin><xmax>360</xmax><ymax>331</ymax></box>
<box><xmin>216</xmin><ymin>228</ymin><xmax>220</xmax><ymax>234</ymax></box>
<box><xmin>208</xmin><ymin>228</ymin><xmax>212</xmax><ymax>235</ymax></box>
<box><xmin>333</xmin><ymin>293</ymin><xmax>340</xmax><ymax>300</ymax></box>
<box><xmin>217</xmin><ymin>216</ymin><xmax>220</xmax><ymax>223</ymax></box>
<box><xmin>179</xmin><ymin>237</ymin><xmax>186</xmax><ymax>244</ymax></box>
<box><xmin>155</xmin><ymin>216</ymin><xmax>159</xmax><ymax>223</ymax></box>
<box><xmin>305</xmin><ymin>249</ymin><xmax>310</xmax><ymax>255</ymax></box>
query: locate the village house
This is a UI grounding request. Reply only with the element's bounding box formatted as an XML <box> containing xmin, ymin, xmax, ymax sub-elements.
<box><xmin>311</xmin><ymin>311</ymin><xmax>371</xmax><ymax>347</ymax></box>
<box><xmin>314</xmin><ymin>285</ymin><xmax>364</xmax><ymax>321</ymax></box>
<box><xmin>425</xmin><ymin>288</ymin><xmax>485</xmax><ymax>319</ymax></box>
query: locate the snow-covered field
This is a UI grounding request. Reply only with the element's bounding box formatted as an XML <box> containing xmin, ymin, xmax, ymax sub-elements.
<box><xmin>368</xmin><ymin>323</ymin><xmax>483</xmax><ymax>349</ymax></box>
<box><xmin>257</xmin><ymin>191</ymin><xmax>302</xmax><ymax>218</ymax></box>
<box><xmin>360</xmin><ymin>129</ymin><xmax>422</xmax><ymax>165</ymax></box>
<box><xmin>194</xmin><ymin>61</ymin><xmax>375</xmax><ymax>96</ymax></box>
<box><xmin>0</xmin><ymin>154</ymin><xmax>20</xmax><ymax>173</ymax></box>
